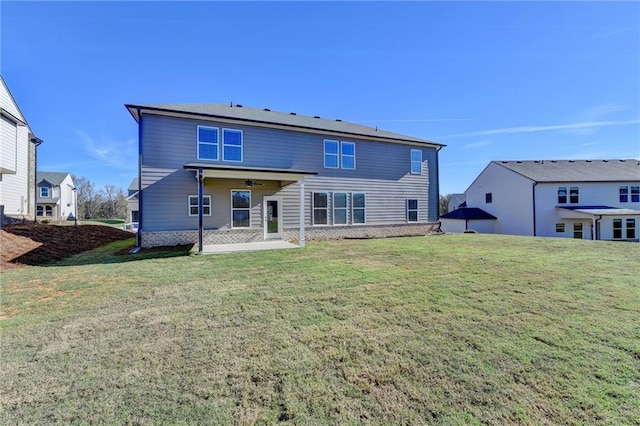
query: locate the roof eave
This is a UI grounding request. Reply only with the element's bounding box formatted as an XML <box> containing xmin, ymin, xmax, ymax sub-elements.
<box><xmin>126</xmin><ymin>104</ymin><xmax>445</xmax><ymax>149</ymax></box>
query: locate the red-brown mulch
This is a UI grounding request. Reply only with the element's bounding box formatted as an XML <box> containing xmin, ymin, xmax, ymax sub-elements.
<box><xmin>1</xmin><ymin>223</ymin><xmax>135</xmax><ymax>270</ymax></box>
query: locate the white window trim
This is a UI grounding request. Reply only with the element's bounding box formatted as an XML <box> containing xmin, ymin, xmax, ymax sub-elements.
<box><xmin>555</xmin><ymin>223</ymin><xmax>565</xmax><ymax>233</ymax></box>
<box><xmin>231</xmin><ymin>189</ymin><xmax>251</xmax><ymax>228</ymax></box>
<box><xmin>188</xmin><ymin>195</ymin><xmax>212</xmax><ymax>217</ymax></box>
<box><xmin>312</xmin><ymin>191</ymin><xmax>330</xmax><ymax>226</ymax></box>
<box><xmin>410</xmin><ymin>149</ymin><xmax>422</xmax><ymax>175</ymax></box>
<box><xmin>407</xmin><ymin>198</ymin><xmax>419</xmax><ymax>223</ymax></box>
<box><xmin>324</xmin><ymin>140</ymin><xmax>339</xmax><ymax>169</ymax></box>
<box><xmin>569</xmin><ymin>186</ymin><xmax>579</xmax><ymax>204</ymax></box>
<box><xmin>352</xmin><ymin>192</ymin><xmax>366</xmax><ymax>225</ymax></box>
<box><xmin>341</xmin><ymin>142</ymin><xmax>356</xmax><ymax>170</ymax></box>
<box><xmin>197</xmin><ymin>125</ymin><xmax>219</xmax><ymax>161</ymax></box>
<box><xmin>333</xmin><ymin>192</ymin><xmax>348</xmax><ymax>226</ymax></box>
<box><xmin>40</xmin><ymin>186</ymin><xmax>49</xmax><ymax>198</ymax></box>
<box><xmin>222</xmin><ymin>128</ymin><xmax>243</xmax><ymax>163</ymax></box>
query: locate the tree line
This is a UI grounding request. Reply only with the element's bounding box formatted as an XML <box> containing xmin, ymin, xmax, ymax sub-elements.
<box><xmin>72</xmin><ymin>175</ymin><xmax>128</xmax><ymax>219</ymax></box>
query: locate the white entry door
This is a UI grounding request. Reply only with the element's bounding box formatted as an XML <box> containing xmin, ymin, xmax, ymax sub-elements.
<box><xmin>263</xmin><ymin>196</ymin><xmax>282</xmax><ymax>239</ymax></box>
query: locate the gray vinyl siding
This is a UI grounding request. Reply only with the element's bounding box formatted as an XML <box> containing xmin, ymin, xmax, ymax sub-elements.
<box><xmin>140</xmin><ymin>114</ymin><xmax>439</xmax><ymax>231</ymax></box>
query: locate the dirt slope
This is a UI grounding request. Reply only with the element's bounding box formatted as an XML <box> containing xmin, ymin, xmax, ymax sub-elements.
<box><xmin>1</xmin><ymin>223</ymin><xmax>134</xmax><ymax>271</ymax></box>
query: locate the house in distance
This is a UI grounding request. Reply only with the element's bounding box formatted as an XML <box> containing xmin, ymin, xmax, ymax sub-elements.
<box><xmin>125</xmin><ymin>103</ymin><xmax>444</xmax><ymax>249</ymax></box>
<box><xmin>457</xmin><ymin>160</ymin><xmax>640</xmax><ymax>241</ymax></box>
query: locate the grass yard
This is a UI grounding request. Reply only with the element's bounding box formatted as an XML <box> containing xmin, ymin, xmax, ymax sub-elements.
<box><xmin>1</xmin><ymin>235</ymin><xmax>639</xmax><ymax>424</ymax></box>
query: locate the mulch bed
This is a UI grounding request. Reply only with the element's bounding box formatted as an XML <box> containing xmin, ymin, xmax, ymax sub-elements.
<box><xmin>1</xmin><ymin>223</ymin><xmax>135</xmax><ymax>270</ymax></box>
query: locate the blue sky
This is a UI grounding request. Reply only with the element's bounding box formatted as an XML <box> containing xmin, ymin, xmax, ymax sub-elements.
<box><xmin>2</xmin><ymin>1</ymin><xmax>639</xmax><ymax>194</ymax></box>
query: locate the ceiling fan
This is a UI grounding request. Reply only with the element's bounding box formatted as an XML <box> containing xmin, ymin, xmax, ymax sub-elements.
<box><xmin>244</xmin><ymin>179</ymin><xmax>263</xmax><ymax>187</ymax></box>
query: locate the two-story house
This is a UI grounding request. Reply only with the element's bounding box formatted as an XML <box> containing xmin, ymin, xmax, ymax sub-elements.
<box><xmin>464</xmin><ymin>160</ymin><xmax>640</xmax><ymax>241</ymax></box>
<box><xmin>1</xmin><ymin>76</ymin><xmax>43</xmax><ymax>224</ymax></box>
<box><xmin>36</xmin><ymin>171</ymin><xmax>76</xmax><ymax>221</ymax></box>
<box><xmin>125</xmin><ymin>103</ymin><xmax>444</xmax><ymax>249</ymax></box>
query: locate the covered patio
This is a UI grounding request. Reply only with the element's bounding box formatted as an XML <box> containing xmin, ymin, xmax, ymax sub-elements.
<box><xmin>183</xmin><ymin>163</ymin><xmax>317</xmax><ymax>253</ymax></box>
<box><xmin>557</xmin><ymin>205</ymin><xmax>640</xmax><ymax>241</ymax></box>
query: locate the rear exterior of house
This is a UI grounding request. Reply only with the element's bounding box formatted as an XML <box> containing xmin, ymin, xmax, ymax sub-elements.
<box><xmin>126</xmin><ymin>103</ymin><xmax>444</xmax><ymax>248</ymax></box>
<box><xmin>465</xmin><ymin>160</ymin><xmax>640</xmax><ymax>241</ymax></box>
<box><xmin>36</xmin><ymin>172</ymin><xmax>76</xmax><ymax>220</ymax></box>
<box><xmin>1</xmin><ymin>76</ymin><xmax>41</xmax><ymax>224</ymax></box>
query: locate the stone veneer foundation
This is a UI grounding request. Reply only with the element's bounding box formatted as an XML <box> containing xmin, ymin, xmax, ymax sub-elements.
<box><xmin>140</xmin><ymin>223</ymin><xmax>440</xmax><ymax>248</ymax></box>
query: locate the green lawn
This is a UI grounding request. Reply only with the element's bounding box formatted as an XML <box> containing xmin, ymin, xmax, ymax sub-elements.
<box><xmin>1</xmin><ymin>235</ymin><xmax>639</xmax><ymax>424</ymax></box>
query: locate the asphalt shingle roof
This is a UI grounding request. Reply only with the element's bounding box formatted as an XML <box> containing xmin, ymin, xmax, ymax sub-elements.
<box><xmin>441</xmin><ymin>207</ymin><xmax>497</xmax><ymax>220</ymax></box>
<box><xmin>37</xmin><ymin>171</ymin><xmax>70</xmax><ymax>186</ymax></box>
<box><xmin>495</xmin><ymin>160</ymin><xmax>640</xmax><ymax>182</ymax></box>
<box><xmin>125</xmin><ymin>103</ymin><xmax>443</xmax><ymax>147</ymax></box>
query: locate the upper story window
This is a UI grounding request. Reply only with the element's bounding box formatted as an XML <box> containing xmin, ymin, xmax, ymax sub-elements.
<box><xmin>324</xmin><ymin>140</ymin><xmax>339</xmax><ymax>168</ymax></box>
<box><xmin>410</xmin><ymin>149</ymin><xmax>422</xmax><ymax>174</ymax></box>
<box><xmin>557</xmin><ymin>187</ymin><xmax>567</xmax><ymax>204</ymax></box>
<box><xmin>223</xmin><ymin>129</ymin><xmax>243</xmax><ymax>162</ymax></box>
<box><xmin>197</xmin><ymin>126</ymin><xmax>219</xmax><ymax>160</ymax></box>
<box><xmin>40</xmin><ymin>186</ymin><xmax>49</xmax><ymax>198</ymax></box>
<box><xmin>620</xmin><ymin>186</ymin><xmax>629</xmax><ymax>203</ymax></box>
<box><xmin>188</xmin><ymin>195</ymin><xmax>211</xmax><ymax>216</ymax></box>
<box><xmin>620</xmin><ymin>186</ymin><xmax>640</xmax><ymax>203</ymax></box>
<box><xmin>485</xmin><ymin>193</ymin><xmax>493</xmax><ymax>204</ymax></box>
<box><xmin>324</xmin><ymin>140</ymin><xmax>356</xmax><ymax>170</ymax></box>
<box><xmin>341</xmin><ymin>142</ymin><xmax>355</xmax><ymax>170</ymax></box>
<box><xmin>569</xmin><ymin>187</ymin><xmax>579</xmax><ymax>204</ymax></box>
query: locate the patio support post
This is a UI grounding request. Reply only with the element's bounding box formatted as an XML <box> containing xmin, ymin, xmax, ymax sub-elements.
<box><xmin>198</xmin><ymin>168</ymin><xmax>204</xmax><ymax>254</ymax></box>
<box><xmin>299</xmin><ymin>179</ymin><xmax>305</xmax><ymax>247</ymax></box>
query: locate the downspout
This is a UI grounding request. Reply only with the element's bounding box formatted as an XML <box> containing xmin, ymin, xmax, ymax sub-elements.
<box><xmin>593</xmin><ymin>215</ymin><xmax>601</xmax><ymax>240</ymax></box>
<box><xmin>31</xmin><ymin>136</ymin><xmax>43</xmax><ymax>223</ymax></box>
<box><xmin>136</xmin><ymin>109</ymin><xmax>143</xmax><ymax>247</ymax></box>
<box><xmin>532</xmin><ymin>181</ymin><xmax>538</xmax><ymax>236</ymax></box>
<box><xmin>435</xmin><ymin>147</ymin><xmax>441</xmax><ymax>222</ymax></box>
<box><xmin>198</xmin><ymin>168</ymin><xmax>204</xmax><ymax>254</ymax></box>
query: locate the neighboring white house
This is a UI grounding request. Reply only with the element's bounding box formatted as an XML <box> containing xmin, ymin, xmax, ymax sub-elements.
<box><xmin>1</xmin><ymin>76</ymin><xmax>42</xmax><ymax>224</ymax></box>
<box><xmin>36</xmin><ymin>172</ymin><xmax>76</xmax><ymax>221</ymax></box>
<box><xmin>464</xmin><ymin>160</ymin><xmax>640</xmax><ymax>241</ymax></box>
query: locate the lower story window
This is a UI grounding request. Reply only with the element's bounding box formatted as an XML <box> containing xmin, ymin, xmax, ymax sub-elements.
<box><xmin>37</xmin><ymin>206</ymin><xmax>52</xmax><ymax>217</ymax></box>
<box><xmin>407</xmin><ymin>199</ymin><xmax>418</xmax><ymax>222</ymax></box>
<box><xmin>613</xmin><ymin>219</ymin><xmax>622</xmax><ymax>239</ymax></box>
<box><xmin>231</xmin><ymin>190</ymin><xmax>251</xmax><ymax>228</ymax></box>
<box><xmin>626</xmin><ymin>218</ymin><xmax>636</xmax><ymax>239</ymax></box>
<box><xmin>313</xmin><ymin>192</ymin><xmax>328</xmax><ymax>225</ymax></box>
<box><xmin>352</xmin><ymin>193</ymin><xmax>366</xmax><ymax>224</ymax></box>
<box><xmin>556</xmin><ymin>223</ymin><xmax>565</xmax><ymax>233</ymax></box>
<box><xmin>188</xmin><ymin>195</ymin><xmax>211</xmax><ymax>216</ymax></box>
<box><xmin>573</xmin><ymin>223</ymin><xmax>583</xmax><ymax>239</ymax></box>
<box><xmin>333</xmin><ymin>193</ymin><xmax>347</xmax><ymax>225</ymax></box>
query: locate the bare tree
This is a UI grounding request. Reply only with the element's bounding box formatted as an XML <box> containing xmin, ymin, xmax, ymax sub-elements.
<box><xmin>439</xmin><ymin>194</ymin><xmax>452</xmax><ymax>216</ymax></box>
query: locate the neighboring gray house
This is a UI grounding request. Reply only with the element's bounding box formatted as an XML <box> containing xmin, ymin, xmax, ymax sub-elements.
<box><xmin>125</xmin><ymin>103</ymin><xmax>444</xmax><ymax>249</ymax></box>
<box><xmin>36</xmin><ymin>171</ymin><xmax>76</xmax><ymax>220</ymax></box>
<box><xmin>464</xmin><ymin>160</ymin><xmax>640</xmax><ymax>241</ymax></box>
<box><xmin>125</xmin><ymin>177</ymin><xmax>139</xmax><ymax>229</ymax></box>
<box><xmin>1</xmin><ymin>76</ymin><xmax>43</xmax><ymax>224</ymax></box>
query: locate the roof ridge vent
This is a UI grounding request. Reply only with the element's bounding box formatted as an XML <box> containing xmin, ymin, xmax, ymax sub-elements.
<box><xmin>290</xmin><ymin>112</ymin><xmax>297</xmax><ymax>115</ymax></box>
<box><xmin>236</xmin><ymin>104</ymin><xmax>243</xmax><ymax>108</ymax></box>
<box><xmin>619</xmin><ymin>159</ymin><xmax>626</xmax><ymax>162</ymax></box>
<box><xmin>313</xmin><ymin>115</ymin><xmax>320</xmax><ymax>119</ymax></box>
<box><xmin>336</xmin><ymin>119</ymin><xmax>342</xmax><ymax>122</ymax></box>
<box><xmin>585</xmin><ymin>160</ymin><xmax>591</xmax><ymax>162</ymax></box>
<box><xmin>603</xmin><ymin>160</ymin><xmax>609</xmax><ymax>162</ymax></box>
<box><xmin>568</xmin><ymin>160</ymin><xmax>575</xmax><ymax>163</ymax></box>
<box><xmin>263</xmin><ymin>108</ymin><xmax>270</xmax><ymax>111</ymax></box>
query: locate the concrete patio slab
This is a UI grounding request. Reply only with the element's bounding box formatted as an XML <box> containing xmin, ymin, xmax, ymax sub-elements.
<box><xmin>201</xmin><ymin>240</ymin><xmax>300</xmax><ymax>254</ymax></box>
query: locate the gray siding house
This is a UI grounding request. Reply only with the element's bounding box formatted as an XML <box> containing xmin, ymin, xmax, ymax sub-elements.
<box><xmin>125</xmin><ymin>103</ymin><xmax>444</xmax><ymax>249</ymax></box>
